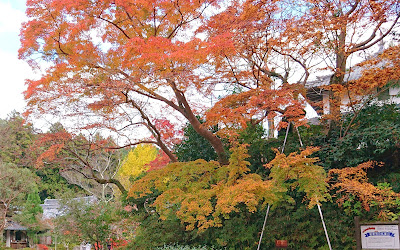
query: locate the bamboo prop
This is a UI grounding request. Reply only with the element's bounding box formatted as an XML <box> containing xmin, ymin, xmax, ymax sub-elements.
<box><xmin>295</xmin><ymin>125</ymin><xmax>303</xmax><ymax>148</ymax></box>
<box><xmin>257</xmin><ymin>122</ymin><xmax>291</xmax><ymax>249</ymax></box>
<box><xmin>257</xmin><ymin>204</ymin><xmax>271</xmax><ymax>250</ymax></box>
<box><xmin>317</xmin><ymin>203</ymin><xmax>332</xmax><ymax>250</ymax></box>
<box><xmin>281</xmin><ymin>122</ymin><xmax>291</xmax><ymax>154</ymax></box>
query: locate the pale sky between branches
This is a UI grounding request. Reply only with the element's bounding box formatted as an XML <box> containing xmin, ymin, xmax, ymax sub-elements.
<box><xmin>0</xmin><ymin>0</ymin><xmax>319</xmax><ymax>124</ymax></box>
<box><xmin>0</xmin><ymin>0</ymin><xmax>33</xmax><ymax>119</ymax></box>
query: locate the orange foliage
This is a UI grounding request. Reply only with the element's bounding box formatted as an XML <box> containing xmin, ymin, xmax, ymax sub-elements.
<box><xmin>20</xmin><ymin>0</ymin><xmax>227</xmax><ymax>164</ymax></box>
<box><xmin>329</xmin><ymin>161</ymin><xmax>400</xmax><ymax>215</ymax></box>
<box><xmin>129</xmin><ymin>145</ymin><xmax>281</xmax><ymax>231</ymax></box>
<box><xmin>205</xmin><ymin>85</ymin><xmax>306</xmax><ymax>136</ymax></box>
<box><xmin>33</xmin><ymin>131</ymin><xmax>72</xmax><ymax>167</ymax></box>
<box><xmin>21</xmin><ymin>0</ymin><xmax>400</xmax><ymax>167</ymax></box>
<box><xmin>128</xmin><ymin>145</ymin><xmax>329</xmax><ymax>230</ymax></box>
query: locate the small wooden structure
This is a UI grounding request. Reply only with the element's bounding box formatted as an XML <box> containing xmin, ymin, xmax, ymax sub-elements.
<box><xmin>3</xmin><ymin>219</ymin><xmax>29</xmax><ymax>249</ymax></box>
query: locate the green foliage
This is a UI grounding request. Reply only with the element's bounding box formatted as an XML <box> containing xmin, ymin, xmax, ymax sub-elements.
<box><xmin>174</xmin><ymin>119</ymin><xmax>218</xmax><ymax>162</ymax></box>
<box><xmin>341</xmin><ymin>195</ymin><xmax>362</xmax><ymax>217</ymax></box>
<box><xmin>370</xmin><ymin>182</ymin><xmax>400</xmax><ymax>221</ymax></box>
<box><xmin>54</xmin><ymin>199</ymin><xmax>122</xmax><ymax>247</ymax></box>
<box><xmin>0</xmin><ymin>116</ymin><xmax>83</xmax><ymax>201</ymax></box>
<box><xmin>0</xmin><ymin>162</ymin><xmax>38</xmax><ymax>231</ymax></box>
<box><xmin>127</xmin><ymin>203</ymin><xmax>265</xmax><ymax>249</ymax></box>
<box><xmin>197</xmin><ymin>207</ymin><xmax>264</xmax><ymax>249</ymax></box>
<box><xmin>309</xmin><ymin>103</ymin><xmax>400</xmax><ymax>222</ymax></box>
<box><xmin>128</xmin><ymin>198</ymin><xmax>354</xmax><ymax>249</ymax></box>
<box><xmin>0</xmin><ymin>162</ymin><xmax>38</xmax><ymax>204</ymax></box>
<box><xmin>16</xmin><ymin>186</ymin><xmax>43</xmax><ymax>228</ymax></box>
<box><xmin>237</xmin><ymin>123</ymin><xmax>277</xmax><ymax>175</ymax></box>
<box><xmin>174</xmin><ymin>120</ymin><xmax>278</xmax><ymax>176</ymax></box>
<box><xmin>0</xmin><ymin>113</ymin><xmax>36</xmax><ymax>167</ymax></box>
<box><xmin>127</xmin><ymin>213</ymin><xmax>196</xmax><ymax>249</ymax></box>
<box><xmin>14</xmin><ymin>186</ymin><xmax>44</xmax><ymax>243</ymax></box>
<box><xmin>36</xmin><ymin>167</ymin><xmax>84</xmax><ymax>200</ymax></box>
<box><xmin>316</xmin><ymin>103</ymin><xmax>400</xmax><ymax>170</ymax></box>
<box><xmin>258</xmin><ymin>201</ymin><xmax>355</xmax><ymax>249</ymax></box>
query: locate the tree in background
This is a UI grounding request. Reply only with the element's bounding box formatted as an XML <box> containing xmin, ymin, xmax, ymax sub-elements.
<box><xmin>53</xmin><ymin>199</ymin><xmax>130</xmax><ymax>249</ymax></box>
<box><xmin>16</xmin><ymin>187</ymin><xmax>43</xmax><ymax>227</ymax></box>
<box><xmin>35</xmin><ymin>167</ymin><xmax>85</xmax><ymax>201</ymax></box>
<box><xmin>13</xmin><ymin>186</ymin><xmax>44</xmax><ymax>245</ymax></box>
<box><xmin>174</xmin><ymin>120</ymin><xmax>276</xmax><ymax>174</ymax></box>
<box><xmin>315</xmin><ymin>103</ymin><xmax>400</xmax><ymax>169</ymax></box>
<box><xmin>0</xmin><ymin>113</ymin><xmax>36</xmax><ymax>167</ymax></box>
<box><xmin>117</xmin><ymin>144</ymin><xmax>158</xmax><ymax>190</ymax></box>
<box><xmin>34</xmin><ymin>126</ymin><xmax>126</xmax><ymax>197</ymax></box>
<box><xmin>0</xmin><ymin>162</ymin><xmax>38</xmax><ymax>232</ymax></box>
<box><xmin>0</xmin><ymin>115</ymin><xmax>83</xmax><ymax>200</ymax></box>
<box><xmin>173</xmin><ymin>119</ymin><xmax>218</xmax><ymax>162</ymax></box>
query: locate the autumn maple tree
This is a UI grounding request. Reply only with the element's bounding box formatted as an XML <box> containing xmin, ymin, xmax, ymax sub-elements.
<box><xmin>202</xmin><ymin>0</ymin><xmax>400</xmax><ymax>132</ymax></box>
<box><xmin>129</xmin><ymin>145</ymin><xmax>279</xmax><ymax>231</ymax></box>
<box><xmin>19</xmin><ymin>0</ymin><xmax>400</xmax><ymax>247</ymax></box>
<box><xmin>19</xmin><ymin>0</ymin><xmax>324</xmax><ymax>166</ymax></box>
<box><xmin>20</xmin><ymin>0</ymin><xmax>229</xmax><ymax>164</ymax></box>
<box><xmin>20</xmin><ymin>0</ymin><xmax>400</xmax><ymax>158</ymax></box>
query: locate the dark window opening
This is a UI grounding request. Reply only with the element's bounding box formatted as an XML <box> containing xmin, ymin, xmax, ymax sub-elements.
<box><xmin>15</xmin><ymin>231</ymin><xmax>22</xmax><ymax>241</ymax></box>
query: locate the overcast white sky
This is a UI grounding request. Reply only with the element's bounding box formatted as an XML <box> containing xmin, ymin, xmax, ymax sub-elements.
<box><xmin>0</xmin><ymin>0</ymin><xmax>34</xmax><ymax>119</ymax></box>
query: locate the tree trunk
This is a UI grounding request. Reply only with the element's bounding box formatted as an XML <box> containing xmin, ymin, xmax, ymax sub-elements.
<box><xmin>187</xmin><ymin>114</ymin><xmax>229</xmax><ymax>165</ymax></box>
<box><xmin>328</xmin><ymin>26</ymin><xmax>347</xmax><ymax>136</ymax></box>
<box><xmin>0</xmin><ymin>206</ymin><xmax>7</xmax><ymax>232</ymax></box>
<box><xmin>172</xmin><ymin>83</ymin><xmax>229</xmax><ymax>165</ymax></box>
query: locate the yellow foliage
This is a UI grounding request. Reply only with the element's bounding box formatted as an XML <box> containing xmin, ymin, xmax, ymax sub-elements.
<box><xmin>118</xmin><ymin>144</ymin><xmax>158</xmax><ymax>189</ymax></box>
<box><xmin>128</xmin><ymin>146</ymin><xmax>330</xmax><ymax>231</ymax></box>
<box><xmin>128</xmin><ymin>145</ymin><xmax>280</xmax><ymax>231</ymax></box>
<box><xmin>265</xmin><ymin>147</ymin><xmax>330</xmax><ymax>208</ymax></box>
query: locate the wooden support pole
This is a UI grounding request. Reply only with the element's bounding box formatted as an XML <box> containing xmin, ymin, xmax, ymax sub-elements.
<box><xmin>355</xmin><ymin>216</ymin><xmax>361</xmax><ymax>250</ymax></box>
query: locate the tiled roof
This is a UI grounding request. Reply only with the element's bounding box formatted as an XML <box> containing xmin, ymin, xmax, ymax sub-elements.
<box><xmin>5</xmin><ymin>220</ymin><xmax>27</xmax><ymax>231</ymax></box>
<box><xmin>305</xmin><ymin>60</ymin><xmax>388</xmax><ymax>89</ymax></box>
<box><xmin>41</xmin><ymin>196</ymin><xmax>97</xmax><ymax>219</ymax></box>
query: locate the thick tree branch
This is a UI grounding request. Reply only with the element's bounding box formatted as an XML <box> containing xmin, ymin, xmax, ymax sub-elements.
<box><xmin>123</xmin><ymin>92</ymin><xmax>178</xmax><ymax>162</ymax></box>
<box><xmin>350</xmin><ymin>14</ymin><xmax>400</xmax><ymax>53</ymax></box>
<box><xmin>61</xmin><ymin>168</ymin><xmax>127</xmax><ymax>194</ymax></box>
<box><xmin>167</xmin><ymin>79</ymin><xmax>229</xmax><ymax>165</ymax></box>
